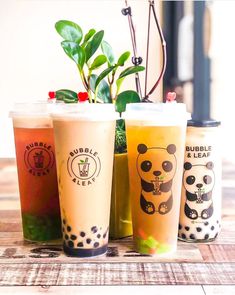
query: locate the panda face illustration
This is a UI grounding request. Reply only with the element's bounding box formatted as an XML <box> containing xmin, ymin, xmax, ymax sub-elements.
<box><xmin>137</xmin><ymin>144</ymin><xmax>177</xmax><ymax>184</ymax></box>
<box><xmin>183</xmin><ymin>162</ymin><xmax>215</xmax><ymax>195</ymax></box>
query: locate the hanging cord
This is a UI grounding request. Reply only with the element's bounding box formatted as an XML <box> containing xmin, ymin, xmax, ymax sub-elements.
<box><xmin>144</xmin><ymin>2</ymin><xmax>152</xmax><ymax>100</ymax></box>
<box><xmin>144</xmin><ymin>0</ymin><xmax>167</xmax><ymax>100</ymax></box>
<box><xmin>122</xmin><ymin>0</ymin><xmax>143</xmax><ymax>98</ymax></box>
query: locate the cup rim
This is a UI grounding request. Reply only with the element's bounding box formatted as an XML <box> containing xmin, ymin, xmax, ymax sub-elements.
<box><xmin>50</xmin><ymin>103</ymin><xmax>118</xmax><ymax>121</ymax></box>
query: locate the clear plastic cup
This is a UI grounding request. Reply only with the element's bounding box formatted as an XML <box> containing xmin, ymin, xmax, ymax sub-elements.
<box><xmin>9</xmin><ymin>102</ymin><xmax>62</xmax><ymax>242</ymax></box>
<box><xmin>51</xmin><ymin>103</ymin><xmax>117</xmax><ymax>257</ymax></box>
<box><xmin>125</xmin><ymin>102</ymin><xmax>190</xmax><ymax>255</ymax></box>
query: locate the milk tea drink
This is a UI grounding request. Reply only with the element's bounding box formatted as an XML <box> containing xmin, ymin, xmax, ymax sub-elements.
<box><xmin>51</xmin><ymin>104</ymin><xmax>116</xmax><ymax>257</ymax></box>
<box><xmin>10</xmin><ymin>103</ymin><xmax>61</xmax><ymax>242</ymax></box>
<box><xmin>179</xmin><ymin>120</ymin><xmax>221</xmax><ymax>242</ymax></box>
<box><xmin>125</xmin><ymin>103</ymin><xmax>189</xmax><ymax>255</ymax></box>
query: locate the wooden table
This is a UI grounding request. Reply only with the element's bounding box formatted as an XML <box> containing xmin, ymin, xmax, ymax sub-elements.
<box><xmin>0</xmin><ymin>159</ymin><xmax>235</xmax><ymax>294</ymax></box>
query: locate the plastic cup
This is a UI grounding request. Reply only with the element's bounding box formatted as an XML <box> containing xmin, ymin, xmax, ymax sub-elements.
<box><xmin>51</xmin><ymin>103</ymin><xmax>117</xmax><ymax>257</ymax></box>
<box><xmin>10</xmin><ymin>102</ymin><xmax>62</xmax><ymax>242</ymax></box>
<box><xmin>125</xmin><ymin>102</ymin><xmax>190</xmax><ymax>255</ymax></box>
<box><xmin>178</xmin><ymin>120</ymin><xmax>222</xmax><ymax>242</ymax></box>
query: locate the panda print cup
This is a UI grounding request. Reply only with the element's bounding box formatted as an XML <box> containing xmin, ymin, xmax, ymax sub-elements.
<box><xmin>125</xmin><ymin>102</ymin><xmax>190</xmax><ymax>255</ymax></box>
<box><xmin>179</xmin><ymin>120</ymin><xmax>221</xmax><ymax>242</ymax></box>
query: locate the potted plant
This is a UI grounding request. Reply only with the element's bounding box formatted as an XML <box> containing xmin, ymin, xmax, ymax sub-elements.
<box><xmin>50</xmin><ymin>20</ymin><xmax>145</xmax><ymax>239</ymax></box>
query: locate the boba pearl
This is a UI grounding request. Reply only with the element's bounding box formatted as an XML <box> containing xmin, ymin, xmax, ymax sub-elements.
<box><xmin>65</xmin><ymin>234</ymin><xmax>69</xmax><ymax>240</ymax></box>
<box><xmin>211</xmin><ymin>226</ymin><xmax>215</xmax><ymax>230</ymax></box>
<box><xmin>97</xmin><ymin>234</ymin><xmax>101</xmax><ymax>239</ymax></box>
<box><xmin>204</xmin><ymin>234</ymin><xmax>209</xmax><ymax>239</ymax></box>
<box><xmin>181</xmin><ymin>233</ymin><xmax>186</xmax><ymax>239</ymax></box>
<box><xmin>91</xmin><ymin>226</ymin><xmax>98</xmax><ymax>233</ymax></box>
<box><xmin>67</xmin><ymin>226</ymin><xmax>71</xmax><ymax>232</ymax></box>
<box><xmin>70</xmin><ymin>234</ymin><xmax>77</xmax><ymax>240</ymax></box>
<box><xmin>103</xmin><ymin>233</ymin><xmax>107</xmax><ymax>238</ymax></box>
<box><xmin>189</xmin><ymin>234</ymin><xmax>195</xmax><ymax>239</ymax></box>
<box><xmin>94</xmin><ymin>242</ymin><xmax>99</xmax><ymax>248</ymax></box>
<box><xmin>86</xmin><ymin>238</ymin><xmax>91</xmax><ymax>244</ymax></box>
<box><xmin>63</xmin><ymin>219</ymin><xmax>66</xmax><ymax>225</ymax></box>
<box><xmin>68</xmin><ymin>240</ymin><xmax>74</xmax><ymax>248</ymax></box>
<box><xmin>185</xmin><ymin>226</ymin><xmax>190</xmax><ymax>231</ymax></box>
<box><xmin>204</xmin><ymin>222</ymin><xmax>209</xmax><ymax>226</ymax></box>
<box><xmin>80</xmin><ymin>232</ymin><xmax>86</xmax><ymax>237</ymax></box>
<box><xmin>77</xmin><ymin>242</ymin><xmax>84</xmax><ymax>247</ymax></box>
<box><xmin>179</xmin><ymin>224</ymin><xmax>182</xmax><ymax>230</ymax></box>
<box><xmin>196</xmin><ymin>227</ymin><xmax>202</xmax><ymax>232</ymax></box>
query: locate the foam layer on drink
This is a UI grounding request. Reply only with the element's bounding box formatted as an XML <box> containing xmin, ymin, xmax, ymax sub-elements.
<box><xmin>124</xmin><ymin>102</ymin><xmax>190</xmax><ymax>126</ymax></box>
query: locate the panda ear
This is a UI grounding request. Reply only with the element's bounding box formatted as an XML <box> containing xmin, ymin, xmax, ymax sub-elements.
<box><xmin>167</xmin><ymin>144</ymin><xmax>176</xmax><ymax>154</ymax></box>
<box><xmin>206</xmin><ymin>161</ymin><xmax>214</xmax><ymax>170</ymax></box>
<box><xmin>184</xmin><ymin>162</ymin><xmax>192</xmax><ymax>170</ymax></box>
<box><xmin>137</xmin><ymin>144</ymin><xmax>148</xmax><ymax>154</ymax></box>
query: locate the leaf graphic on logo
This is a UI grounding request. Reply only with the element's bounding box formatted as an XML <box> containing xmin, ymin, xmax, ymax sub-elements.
<box><xmin>80</xmin><ymin>159</ymin><xmax>85</xmax><ymax>163</ymax></box>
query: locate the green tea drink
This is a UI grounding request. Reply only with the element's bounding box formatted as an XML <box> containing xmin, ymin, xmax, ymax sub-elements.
<box><xmin>51</xmin><ymin>104</ymin><xmax>116</xmax><ymax>257</ymax></box>
<box><xmin>179</xmin><ymin>120</ymin><xmax>222</xmax><ymax>242</ymax></box>
<box><xmin>10</xmin><ymin>103</ymin><xmax>61</xmax><ymax>241</ymax></box>
<box><xmin>125</xmin><ymin>102</ymin><xmax>189</xmax><ymax>255</ymax></box>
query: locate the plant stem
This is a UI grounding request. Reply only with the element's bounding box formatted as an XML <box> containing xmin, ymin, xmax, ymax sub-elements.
<box><xmin>78</xmin><ymin>67</ymin><xmax>89</xmax><ymax>90</ymax></box>
<box><xmin>109</xmin><ymin>69</ymin><xmax>118</xmax><ymax>103</ymax></box>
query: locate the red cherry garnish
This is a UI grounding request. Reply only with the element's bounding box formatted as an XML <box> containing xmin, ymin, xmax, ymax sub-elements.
<box><xmin>78</xmin><ymin>92</ymin><xmax>89</xmax><ymax>102</ymax></box>
<box><xmin>48</xmin><ymin>91</ymin><xmax>56</xmax><ymax>99</ymax></box>
<box><xmin>166</xmin><ymin>92</ymin><xmax>176</xmax><ymax>102</ymax></box>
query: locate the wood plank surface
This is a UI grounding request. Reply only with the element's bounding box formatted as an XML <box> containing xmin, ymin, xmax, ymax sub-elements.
<box><xmin>0</xmin><ymin>285</ymin><xmax>234</xmax><ymax>295</ymax></box>
<box><xmin>0</xmin><ymin>241</ymin><xmax>203</xmax><ymax>263</ymax></box>
<box><xmin>0</xmin><ymin>262</ymin><xmax>234</xmax><ymax>285</ymax></box>
<box><xmin>0</xmin><ymin>285</ymin><xmax>207</xmax><ymax>295</ymax></box>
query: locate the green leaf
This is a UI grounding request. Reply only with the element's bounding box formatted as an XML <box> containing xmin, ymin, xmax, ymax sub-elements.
<box><xmin>95</xmin><ymin>65</ymin><xmax>116</xmax><ymax>90</ymax></box>
<box><xmin>116</xmin><ymin>77</ymin><xmax>125</xmax><ymax>92</ymax></box>
<box><xmin>61</xmin><ymin>41</ymin><xmax>85</xmax><ymax>70</ymax></box>
<box><xmin>55</xmin><ymin>20</ymin><xmax>83</xmax><ymax>43</ymax></box>
<box><xmin>90</xmin><ymin>74</ymin><xmax>112</xmax><ymax>103</ymax></box>
<box><xmin>116</xmin><ymin>90</ymin><xmax>141</xmax><ymax>113</ymax></box>
<box><xmin>119</xmin><ymin>65</ymin><xmax>145</xmax><ymax>79</ymax></box>
<box><xmin>83</xmin><ymin>29</ymin><xmax>96</xmax><ymax>43</ymax></box>
<box><xmin>89</xmin><ymin>55</ymin><xmax>107</xmax><ymax>70</ymax></box>
<box><xmin>85</xmin><ymin>30</ymin><xmax>104</xmax><ymax>62</ymax></box>
<box><xmin>101</xmin><ymin>40</ymin><xmax>115</xmax><ymax>66</ymax></box>
<box><xmin>117</xmin><ymin>51</ymin><xmax>130</xmax><ymax>66</ymax></box>
<box><xmin>115</xmin><ymin>119</ymin><xmax>127</xmax><ymax>153</ymax></box>
<box><xmin>56</xmin><ymin>89</ymin><xmax>78</xmax><ymax>103</ymax></box>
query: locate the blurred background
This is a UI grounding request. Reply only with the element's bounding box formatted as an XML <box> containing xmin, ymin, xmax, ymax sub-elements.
<box><xmin>0</xmin><ymin>0</ymin><xmax>234</xmax><ymax>165</ymax></box>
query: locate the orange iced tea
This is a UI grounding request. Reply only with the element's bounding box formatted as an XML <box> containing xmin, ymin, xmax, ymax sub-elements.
<box><xmin>125</xmin><ymin>103</ymin><xmax>188</xmax><ymax>255</ymax></box>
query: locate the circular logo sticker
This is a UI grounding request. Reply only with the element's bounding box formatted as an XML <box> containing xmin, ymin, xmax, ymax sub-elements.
<box><xmin>67</xmin><ymin>148</ymin><xmax>101</xmax><ymax>186</ymax></box>
<box><xmin>24</xmin><ymin>142</ymin><xmax>55</xmax><ymax>176</ymax></box>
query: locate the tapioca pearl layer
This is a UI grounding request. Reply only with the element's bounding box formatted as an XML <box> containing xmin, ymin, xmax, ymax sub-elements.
<box><xmin>178</xmin><ymin>220</ymin><xmax>221</xmax><ymax>241</ymax></box>
<box><xmin>62</xmin><ymin>218</ymin><xmax>109</xmax><ymax>249</ymax></box>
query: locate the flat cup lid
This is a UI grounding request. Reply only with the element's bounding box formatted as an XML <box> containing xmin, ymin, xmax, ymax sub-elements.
<box><xmin>50</xmin><ymin>103</ymin><xmax>118</xmax><ymax>121</ymax></box>
<box><xmin>124</xmin><ymin>102</ymin><xmax>191</xmax><ymax>126</ymax></box>
<box><xmin>9</xmin><ymin>101</ymin><xmax>52</xmax><ymax>118</ymax></box>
